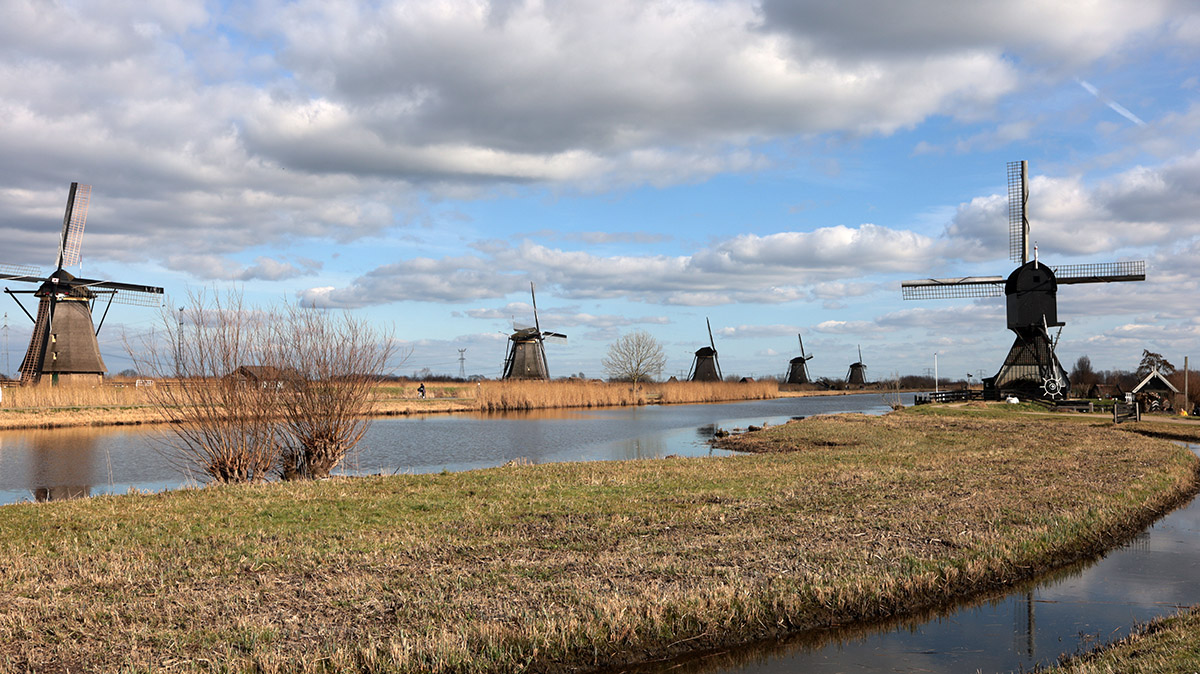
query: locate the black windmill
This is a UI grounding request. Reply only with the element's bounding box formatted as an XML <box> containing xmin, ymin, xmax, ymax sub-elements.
<box><xmin>501</xmin><ymin>283</ymin><xmax>566</xmax><ymax>380</ymax></box>
<box><xmin>901</xmin><ymin>161</ymin><xmax>1145</xmax><ymax>399</ymax></box>
<box><xmin>846</xmin><ymin>345</ymin><xmax>867</xmax><ymax>386</ymax></box>
<box><xmin>688</xmin><ymin>318</ymin><xmax>722</xmax><ymax>382</ymax></box>
<box><xmin>785</xmin><ymin>334</ymin><xmax>814</xmax><ymax>384</ymax></box>
<box><xmin>1</xmin><ymin>183</ymin><xmax>164</xmax><ymax>386</ymax></box>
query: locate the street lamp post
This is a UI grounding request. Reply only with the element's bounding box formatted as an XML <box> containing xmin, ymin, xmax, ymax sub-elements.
<box><xmin>934</xmin><ymin>352</ymin><xmax>939</xmax><ymax>394</ymax></box>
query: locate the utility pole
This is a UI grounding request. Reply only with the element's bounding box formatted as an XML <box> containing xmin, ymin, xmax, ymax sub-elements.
<box><xmin>458</xmin><ymin>348</ymin><xmax>467</xmax><ymax>379</ymax></box>
<box><xmin>934</xmin><ymin>352</ymin><xmax>939</xmax><ymax>393</ymax></box>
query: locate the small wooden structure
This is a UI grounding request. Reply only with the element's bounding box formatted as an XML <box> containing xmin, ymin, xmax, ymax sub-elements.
<box><xmin>1131</xmin><ymin>369</ymin><xmax>1180</xmax><ymax>412</ymax></box>
<box><xmin>226</xmin><ymin>365</ymin><xmax>298</xmax><ymax>389</ymax></box>
<box><xmin>1087</xmin><ymin>383</ymin><xmax>1123</xmax><ymax>399</ymax></box>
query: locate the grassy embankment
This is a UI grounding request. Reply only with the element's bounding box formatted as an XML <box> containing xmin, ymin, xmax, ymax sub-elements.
<box><xmin>1047</xmin><ymin>607</ymin><xmax>1200</xmax><ymax>673</ymax></box>
<box><xmin>1</xmin><ymin>407</ymin><xmax>1196</xmax><ymax>672</ymax></box>
<box><xmin>0</xmin><ymin>379</ymin><xmax>782</xmax><ymax>430</ymax></box>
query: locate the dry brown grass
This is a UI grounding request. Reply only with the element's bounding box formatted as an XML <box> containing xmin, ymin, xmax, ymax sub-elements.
<box><xmin>0</xmin><ymin>382</ymin><xmax>156</xmax><ymax>410</ymax></box>
<box><xmin>649</xmin><ymin>379</ymin><xmax>778</xmax><ymax>403</ymax></box>
<box><xmin>0</xmin><ymin>410</ymin><xmax>1194</xmax><ymax>673</ymax></box>
<box><xmin>476</xmin><ymin>379</ymin><xmax>640</xmax><ymax>410</ymax></box>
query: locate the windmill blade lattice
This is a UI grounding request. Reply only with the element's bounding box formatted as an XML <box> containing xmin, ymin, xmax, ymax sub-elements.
<box><xmin>1053</xmin><ymin>260</ymin><xmax>1145</xmax><ymax>284</ymax></box>
<box><xmin>1</xmin><ymin>263</ymin><xmax>42</xmax><ymax>278</ymax></box>
<box><xmin>59</xmin><ymin>183</ymin><xmax>90</xmax><ymax>267</ymax></box>
<box><xmin>900</xmin><ymin>277</ymin><xmax>1005</xmax><ymax>300</ymax></box>
<box><xmin>92</xmin><ymin>289</ymin><xmax>165</xmax><ymax>308</ymax></box>
<box><xmin>1008</xmin><ymin>160</ymin><xmax>1028</xmax><ymax>264</ymax></box>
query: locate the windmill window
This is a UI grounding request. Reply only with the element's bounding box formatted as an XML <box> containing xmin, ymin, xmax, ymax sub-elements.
<box><xmin>51</xmin><ymin>334</ymin><xmax>57</xmax><ymax>343</ymax></box>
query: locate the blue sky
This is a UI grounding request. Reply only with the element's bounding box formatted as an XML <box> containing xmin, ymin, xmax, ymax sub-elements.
<box><xmin>1</xmin><ymin>0</ymin><xmax>1198</xmax><ymax>381</ymax></box>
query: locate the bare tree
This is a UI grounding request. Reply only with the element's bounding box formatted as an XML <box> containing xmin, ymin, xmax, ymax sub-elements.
<box><xmin>603</xmin><ymin>331</ymin><xmax>666</xmax><ymax>392</ymax></box>
<box><xmin>129</xmin><ymin>289</ymin><xmax>281</xmax><ymax>483</ymax></box>
<box><xmin>265</xmin><ymin>305</ymin><xmax>399</xmax><ymax>480</ymax></box>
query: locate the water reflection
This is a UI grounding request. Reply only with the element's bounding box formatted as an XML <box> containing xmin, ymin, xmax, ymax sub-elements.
<box><xmin>7</xmin><ymin>428</ymin><xmax>98</xmax><ymax>502</ymax></box>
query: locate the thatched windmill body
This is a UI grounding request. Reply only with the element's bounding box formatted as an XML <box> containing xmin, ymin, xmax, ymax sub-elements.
<box><xmin>688</xmin><ymin>318</ymin><xmax>722</xmax><ymax>382</ymax></box>
<box><xmin>785</xmin><ymin>334</ymin><xmax>813</xmax><ymax>384</ymax></box>
<box><xmin>846</xmin><ymin>345</ymin><xmax>867</xmax><ymax>386</ymax></box>
<box><xmin>1</xmin><ymin>183</ymin><xmax>164</xmax><ymax>386</ymax></box>
<box><xmin>501</xmin><ymin>283</ymin><xmax>566</xmax><ymax>380</ymax></box>
<box><xmin>901</xmin><ymin>161</ymin><xmax>1145</xmax><ymax>399</ymax></box>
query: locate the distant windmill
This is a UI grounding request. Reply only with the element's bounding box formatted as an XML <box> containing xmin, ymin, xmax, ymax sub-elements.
<box><xmin>502</xmin><ymin>283</ymin><xmax>566</xmax><ymax>380</ymax></box>
<box><xmin>785</xmin><ymin>334</ymin><xmax>813</xmax><ymax>384</ymax></box>
<box><xmin>846</xmin><ymin>345</ymin><xmax>867</xmax><ymax>386</ymax></box>
<box><xmin>1</xmin><ymin>183</ymin><xmax>164</xmax><ymax>386</ymax></box>
<box><xmin>901</xmin><ymin>161</ymin><xmax>1145</xmax><ymax>399</ymax></box>
<box><xmin>688</xmin><ymin>318</ymin><xmax>722</xmax><ymax>382</ymax></box>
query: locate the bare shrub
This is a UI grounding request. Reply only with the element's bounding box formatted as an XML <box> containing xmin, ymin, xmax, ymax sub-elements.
<box><xmin>130</xmin><ymin>292</ymin><xmax>401</xmax><ymax>483</ymax></box>
<box><xmin>129</xmin><ymin>289</ymin><xmax>281</xmax><ymax>483</ymax></box>
<box><xmin>265</xmin><ymin>305</ymin><xmax>398</xmax><ymax>480</ymax></box>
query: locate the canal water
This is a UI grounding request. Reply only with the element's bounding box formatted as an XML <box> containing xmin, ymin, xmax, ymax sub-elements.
<box><xmin>0</xmin><ymin>393</ymin><xmax>893</xmax><ymax>506</ymax></box>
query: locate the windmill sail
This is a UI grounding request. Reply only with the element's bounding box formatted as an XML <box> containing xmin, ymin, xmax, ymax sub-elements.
<box><xmin>58</xmin><ymin>183</ymin><xmax>91</xmax><ymax>268</ymax></box>
<box><xmin>899</xmin><ymin>160</ymin><xmax>1145</xmax><ymax>399</ymax></box>
<box><xmin>689</xmin><ymin>318</ymin><xmax>722</xmax><ymax>381</ymax></box>
<box><xmin>502</xmin><ymin>283</ymin><xmax>566</xmax><ymax>380</ymax></box>
<box><xmin>4</xmin><ymin>184</ymin><xmax>163</xmax><ymax>386</ymax></box>
<box><xmin>786</xmin><ymin>333</ymin><xmax>813</xmax><ymax>384</ymax></box>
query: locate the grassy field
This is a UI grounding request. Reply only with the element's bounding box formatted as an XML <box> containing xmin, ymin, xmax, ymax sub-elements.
<box><xmin>0</xmin><ymin>408</ymin><xmax>1195</xmax><ymax>672</ymax></box>
<box><xmin>1048</xmin><ymin>607</ymin><xmax>1200</xmax><ymax>673</ymax></box>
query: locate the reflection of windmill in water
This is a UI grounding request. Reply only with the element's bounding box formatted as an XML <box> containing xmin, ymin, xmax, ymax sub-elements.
<box><xmin>688</xmin><ymin>318</ymin><xmax>722</xmax><ymax>382</ymax></box>
<box><xmin>846</xmin><ymin>345</ymin><xmax>867</xmax><ymax>386</ymax></box>
<box><xmin>901</xmin><ymin>161</ymin><xmax>1145</xmax><ymax>399</ymax></box>
<box><xmin>1</xmin><ymin>183</ymin><xmax>164</xmax><ymax>386</ymax></box>
<box><xmin>502</xmin><ymin>283</ymin><xmax>567</xmax><ymax>380</ymax></box>
<box><xmin>785</xmin><ymin>334</ymin><xmax>814</xmax><ymax>384</ymax></box>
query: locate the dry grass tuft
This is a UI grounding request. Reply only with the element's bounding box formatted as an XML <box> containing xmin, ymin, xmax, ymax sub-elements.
<box><xmin>0</xmin><ymin>409</ymin><xmax>1194</xmax><ymax>673</ymax></box>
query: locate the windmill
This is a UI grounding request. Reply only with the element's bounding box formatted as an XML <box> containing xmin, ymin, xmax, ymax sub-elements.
<box><xmin>901</xmin><ymin>161</ymin><xmax>1145</xmax><ymax>399</ymax></box>
<box><xmin>785</xmin><ymin>333</ymin><xmax>814</xmax><ymax>384</ymax></box>
<box><xmin>688</xmin><ymin>318</ymin><xmax>722</xmax><ymax>382</ymax></box>
<box><xmin>846</xmin><ymin>345</ymin><xmax>867</xmax><ymax>386</ymax></box>
<box><xmin>1</xmin><ymin>183</ymin><xmax>164</xmax><ymax>386</ymax></box>
<box><xmin>501</xmin><ymin>283</ymin><xmax>566</xmax><ymax>380</ymax></box>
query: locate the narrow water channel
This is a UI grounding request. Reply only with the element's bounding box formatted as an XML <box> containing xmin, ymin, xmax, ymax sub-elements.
<box><xmin>631</xmin><ymin>444</ymin><xmax>1200</xmax><ymax>674</ymax></box>
<box><xmin>0</xmin><ymin>393</ymin><xmax>893</xmax><ymax>506</ymax></box>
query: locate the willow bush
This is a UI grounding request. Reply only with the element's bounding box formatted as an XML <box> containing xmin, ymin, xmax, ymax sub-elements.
<box><xmin>129</xmin><ymin>289</ymin><xmax>397</xmax><ymax>483</ymax></box>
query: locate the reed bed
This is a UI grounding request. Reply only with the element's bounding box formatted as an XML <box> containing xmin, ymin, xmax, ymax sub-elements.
<box><xmin>649</xmin><ymin>379</ymin><xmax>778</xmax><ymax>403</ymax></box>
<box><xmin>0</xmin><ymin>409</ymin><xmax>1194</xmax><ymax>673</ymax></box>
<box><xmin>0</xmin><ymin>383</ymin><xmax>155</xmax><ymax>410</ymax></box>
<box><xmin>476</xmin><ymin>379</ymin><xmax>640</xmax><ymax>410</ymax></box>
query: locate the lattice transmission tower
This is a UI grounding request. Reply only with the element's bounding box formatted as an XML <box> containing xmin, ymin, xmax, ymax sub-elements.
<box><xmin>458</xmin><ymin>349</ymin><xmax>467</xmax><ymax>379</ymax></box>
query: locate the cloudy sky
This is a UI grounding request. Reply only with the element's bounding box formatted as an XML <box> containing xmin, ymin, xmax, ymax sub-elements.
<box><xmin>2</xmin><ymin>0</ymin><xmax>1198</xmax><ymax>381</ymax></box>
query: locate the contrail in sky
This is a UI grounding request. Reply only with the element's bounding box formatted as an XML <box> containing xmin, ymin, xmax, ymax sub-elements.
<box><xmin>1077</xmin><ymin>78</ymin><xmax>1146</xmax><ymax>126</ymax></box>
